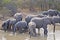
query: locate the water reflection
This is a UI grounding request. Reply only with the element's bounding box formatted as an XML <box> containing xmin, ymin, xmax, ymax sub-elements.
<box><xmin>53</xmin><ymin>34</ymin><xmax>55</xmax><ymax>40</ymax></box>
<box><xmin>0</xmin><ymin>29</ymin><xmax>60</xmax><ymax>40</ymax></box>
<box><xmin>2</xmin><ymin>36</ymin><xmax>7</xmax><ymax>40</ymax></box>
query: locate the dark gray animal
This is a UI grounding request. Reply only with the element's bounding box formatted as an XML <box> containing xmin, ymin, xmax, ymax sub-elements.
<box><xmin>58</xmin><ymin>12</ymin><xmax>60</xmax><ymax>16</ymax></box>
<box><xmin>2</xmin><ymin>13</ymin><xmax>23</xmax><ymax>31</ymax></box>
<box><xmin>2</xmin><ymin>19</ymin><xmax>10</xmax><ymax>31</ymax></box>
<box><xmin>30</xmin><ymin>17</ymin><xmax>52</xmax><ymax>35</ymax></box>
<box><xmin>42</xmin><ymin>9</ymin><xmax>59</xmax><ymax>16</ymax></box>
<box><xmin>2</xmin><ymin>18</ymin><xmax>17</xmax><ymax>31</ymax></box>
<box><xmin>52</xmin><ymin>17</ymin><xmax>60</xmax><ymax>23</ymax></box>
<box><xmin>8</xmin><ymin>13</ymin><xmax>23</xmax><ymax>31</ymax></box>
<box><xmin>9</xmin><ymin>18</ymin><xmax>17</xmax><ymax>31</ymax></box>
<box><xmin>25</xmin><ymin>15</ymin><xmax>35</xmax><ymax>24</ymax></box>
<box><xmin>48</xmin><ymin>9</ymin><xmax>59</xmax><ymax>16</ymax></box>
<box><xmin>52</xmin><ymin>16</ymin><xmax>60</xmax><ymax>32</ymax></box>
<box><xmin>13</xmin><ymin>21</ymin><xmax>28</xmax><ymax>33</ymax></box>
<box><xmin>28</xmin><ymin>22</ymin><xmax>36</xmax><ymax>37</ymax></box>
<box><xmin>42</xmin><ymin>11</ymin><xmax>49</xmax><ymax>16</ymax></box>
<box><xmin>14</xmin><ymin>13</ymin><xmax>23</xmax><ymax>22</ymax></box>
<box><xmin>25</xmin><ymin>15</ymin><xmax>46</xmax><ymax>25</ymax></box>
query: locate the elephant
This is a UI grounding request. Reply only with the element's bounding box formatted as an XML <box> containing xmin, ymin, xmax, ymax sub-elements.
<box><xmin>2</xmin><ymin>14</ymin><xmax>23</xmax><ymax>31</ymax></box>
<box><xmin>52</xmin><ymin>16</ymin><xmax>60</xmax><ymax>32</ymax></box>
<box><xmin>8</xmin><ymin>13</ymin><xmax>23</xmax><ymax>31</ymax></box>
<box><xmin>2</xmin><ymin>19</ymin><xmax>10</xmax><ymax>32</ymax></box>
<box><xmin>52</xmin><ymin>16</ymin><xmax>60</xmax><ymax>23</ymax></box>
<box><xmin>14</xmin><ymin>12</ymin><xmax>23</xmax><ymax>22</ymax></box>
<box><xmin>8</xmin><ymin>18</ymin><xmax>17</xmax><ymax>31</ymax></box>
<box><xmin>30</xmin><ymin>17</ymin><xmax>52</xmax><ymax>35</ymax></box>
<box><xmin>2</xmin><ymin>12</ymin><xmax>23</xmax><ymax>31</ymax></box>
<box><xmin>2</xmin><ymin>18</ymin><xmax>17</xmax><ymax>31</ymax></box>
<box><xmin>13</xmin><ymin>21</ymin><xmax>28</xmax><ymax>33</ymax></box>
<box><xmin>25</xmin><ymin>15</ymin><xmax>35</xmax><ymax>25</ymax></box>
<box><xmin>58</xmin><ymin>12</ymin><xmax>60</xmax><ymax>16</ymax></box>
<box><xmin>42</xmin><ymin>9</ymin><xmax>59</xmax><ymax>17</ymax></box>
<box><xmin>28</xmin><ymin>22</ymin><xmax>36</xmax><ymax>37</ymax></box>
<box><xmin>25</xmin><ymin>15</ymin><xmax>46</xmax><ymax>25</ymax></box>
<box><xmin>48</xmin><ymin>9</ymin><xmax>59</xmax><ymax>16</ymax></box>
<box><xmin>42</xmin><ymin>11</ymin><xmax>49</xmax><ymax>16</ymax></box>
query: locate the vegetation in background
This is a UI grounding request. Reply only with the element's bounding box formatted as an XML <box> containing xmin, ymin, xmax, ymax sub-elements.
<box><xmin>0</xmin><ymin>0</ymin><xmax>60</xmax><ymax>17</ymax></box>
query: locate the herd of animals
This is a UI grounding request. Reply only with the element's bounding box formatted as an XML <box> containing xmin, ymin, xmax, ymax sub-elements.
<box><xmin>1</xmin><ymin>9</ymin><xmax>60</xmax><ymax>37</ymax></box>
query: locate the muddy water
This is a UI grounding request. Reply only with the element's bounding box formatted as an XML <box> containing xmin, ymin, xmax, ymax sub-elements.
<box><xmin>0</xmin><ymin>24</ymin><xmax>60</xmax><ymax>40</ymax></box>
